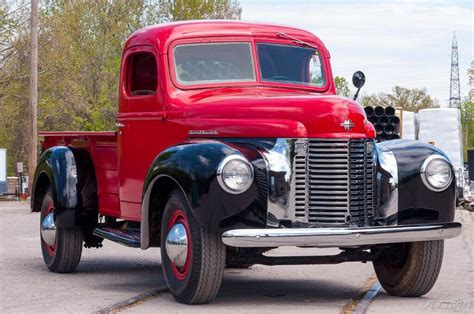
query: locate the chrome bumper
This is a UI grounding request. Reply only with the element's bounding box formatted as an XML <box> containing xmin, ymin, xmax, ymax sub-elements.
<box><xmin>222</xmin><ymin>222</ymin><xmax>462</xmax><ymax>248</ymax></box>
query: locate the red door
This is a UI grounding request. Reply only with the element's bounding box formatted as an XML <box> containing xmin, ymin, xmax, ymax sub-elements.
<box><xmin>117</xmin><ymin>45</ymin><xmax>164</xmax><ymax>221</ymax></box>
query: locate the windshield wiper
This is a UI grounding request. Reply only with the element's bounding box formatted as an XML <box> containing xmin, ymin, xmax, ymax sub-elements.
<box><xmin>277</xmin><ymin>32</ymin><xmax>318</xmax><ymax>50</ymax></box>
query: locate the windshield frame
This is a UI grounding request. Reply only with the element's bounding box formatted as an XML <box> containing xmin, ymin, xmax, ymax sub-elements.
<box><xmin>168</xmin><ymin>37</ymin><xmax>330</xmax><ymax>92</ymax></box>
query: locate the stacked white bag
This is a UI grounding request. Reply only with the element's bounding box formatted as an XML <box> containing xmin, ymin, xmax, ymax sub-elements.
<box><xmin>417</xmin><ymin>108</ymin><xmax>463</xmax><ymax>170</ymax></box>
<box><xmin>401</xmin><ymin>111</ymin><xmax>417</xmax><ymax>140</ymax></box>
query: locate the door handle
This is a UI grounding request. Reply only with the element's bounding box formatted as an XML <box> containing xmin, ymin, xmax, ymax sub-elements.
<box><xmin>116</xmin><ymin>122</ymin><xmax>124</xmax><ymax>128</ymax></box>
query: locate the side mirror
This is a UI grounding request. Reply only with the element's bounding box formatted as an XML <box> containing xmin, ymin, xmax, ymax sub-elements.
<box><xmin>352</xmin><ymin>71</ymin><xmax>365</xmax><ymax>101</ymax></box>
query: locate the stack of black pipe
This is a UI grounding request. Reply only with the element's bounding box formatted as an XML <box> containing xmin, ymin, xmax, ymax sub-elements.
<box><xmin>364</xmin><ymin>106</ymin><xmax>400</xmax><ymax>142</ymax></box>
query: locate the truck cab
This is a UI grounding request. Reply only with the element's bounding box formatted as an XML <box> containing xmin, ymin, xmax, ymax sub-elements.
<box><xmin>32</xmin><ymin>21</ymin><xmax>461</xmax><ymax>304</ymax></box>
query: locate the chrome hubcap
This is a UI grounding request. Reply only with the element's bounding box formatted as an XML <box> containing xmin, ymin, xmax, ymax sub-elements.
<box><xmin>41</xmin><ymin>213</ymin><xmax>56</xmax><ymax>246</ymax></box>
<box><xmin>165</xmin><ymin>223</ymin><xmax>188</xmax><ymax>267</ymax></box>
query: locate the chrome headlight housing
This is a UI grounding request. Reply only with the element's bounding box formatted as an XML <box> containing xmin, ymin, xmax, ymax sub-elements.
<box><xmin>420</xmin><ymin>155</ymin><xmax>453</xmax><ymax>192</ymax></box>
<box><xmin>217</xmin><ymin>155</ymin><xmax>254</xmax><ymax>194</ymax></box>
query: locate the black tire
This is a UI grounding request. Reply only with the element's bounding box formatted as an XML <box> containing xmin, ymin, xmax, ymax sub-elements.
<box><xmin>160</xmin><ymin>190</ymin><xmax>226</xmax><ymax>304</ymax></box>
<box><xmin>40</xmin><ymin>188</ymin><xmax>83</xmax><ymax>273</ymax></box>
<box><xmin>373</xmin><ymin>240</ymin><xmax>444</xmax><ymax>297</ymax></box>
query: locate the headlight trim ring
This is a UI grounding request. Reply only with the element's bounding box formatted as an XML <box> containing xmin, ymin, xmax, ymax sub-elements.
<box><xmin>217</xmin><ymin>154</ymin><xmax>254</xmax><ymax>195</ymax></box>
<box><xmin>420</xmin><ymin>154</ymin><xmax>453</xmax><ymax>192</ymax></box>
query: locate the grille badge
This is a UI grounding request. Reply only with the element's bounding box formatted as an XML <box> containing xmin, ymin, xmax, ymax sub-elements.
<box><xmin>340</xmin><ymin>119</ymin><xmax>355</xmax><ymax>131</ymax></box>
<box><xmin>294</xmin><ymin>139</ymin><xmax>308</xmax><ymax>153</ymax></box>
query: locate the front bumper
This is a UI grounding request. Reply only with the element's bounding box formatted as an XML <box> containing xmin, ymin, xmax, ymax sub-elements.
<box><xmin>222</xmin><ymin>222</ymin><xmax>462</xmax><ymax>248</ymax></box>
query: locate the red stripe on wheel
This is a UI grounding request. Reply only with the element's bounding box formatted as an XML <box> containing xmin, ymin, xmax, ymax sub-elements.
<box><xmin>167</xmin><ymin>209</ymin><xmax>191</xmax><ymax>281</ymax></box>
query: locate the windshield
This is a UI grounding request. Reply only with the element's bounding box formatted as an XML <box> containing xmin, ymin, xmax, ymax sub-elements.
<box><xmin>257</xmin><ymin>43</ymin><xmax>325</xmax><ymax>87</ymax></box>
<box><xmin>173</xmin><ymin>42</ymin><xmax>256</xmax><ymax>85</ymax></box>
<box><xmin>172</xmin><ymin>41</ymin><xmax>325</xmax><ymax>88</ymax></box>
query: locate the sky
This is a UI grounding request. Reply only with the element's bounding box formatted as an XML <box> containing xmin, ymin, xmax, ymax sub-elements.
<box><xmin>240</xmin><ymin>0</ymin><xmax>473</xmax><ymax>106</ymax></box>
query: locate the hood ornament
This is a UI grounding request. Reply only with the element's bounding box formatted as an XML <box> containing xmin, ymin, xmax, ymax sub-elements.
<box><xmin>340</xmin><ymin>119</ymin><xmax>355</xmax><ymax>131</ymax></box>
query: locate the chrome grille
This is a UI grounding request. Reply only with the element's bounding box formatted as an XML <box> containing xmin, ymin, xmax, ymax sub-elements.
<box><xmin>294</xmin><ymin>138</ymin><xmax>375</xmax><ymax>226</ymax></box>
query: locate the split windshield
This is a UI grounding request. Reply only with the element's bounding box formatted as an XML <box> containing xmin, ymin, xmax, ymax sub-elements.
<box><xmin>173</xmin><ymin>41</ymin><xmax>325</xmax><ymax>88</ymax></box>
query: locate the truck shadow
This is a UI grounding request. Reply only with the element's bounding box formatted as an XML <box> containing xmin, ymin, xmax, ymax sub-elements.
<box><xmin>216</xmin><ymin>272</ymin><xmax>361</xmax><ymax>304</ymax></box>
<box><xmin>33</xmin><ymin>253</ymin><xmax>370</xmax><ymax>307</ymax></box>
<box><xmin>85</xmin><ymin>261</ymin><xmax>368</xmax><ymax>307</ymax></box>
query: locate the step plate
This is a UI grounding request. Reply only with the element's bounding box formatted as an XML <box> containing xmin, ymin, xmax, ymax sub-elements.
<box><xmin>93</xmin><ymin>227</ymin><xmax>141</xmax><ymax>248</ymax></box>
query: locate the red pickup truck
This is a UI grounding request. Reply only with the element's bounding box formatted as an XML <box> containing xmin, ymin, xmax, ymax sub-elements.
<box><xmin>32</xmin><ymin>21</ymin><xmax>461</xmax><ymax>304</ymax></box>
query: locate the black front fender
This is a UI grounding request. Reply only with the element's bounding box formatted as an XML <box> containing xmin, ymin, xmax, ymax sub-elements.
<box><xmin>377</xmin><ymin>139</ymin><xmax>456</xmax><ymax>224</ymax></box>
<box><xmin>142</xmin><ymin>140</ymin><xmax>262</xmax><ymax>231</ymax></box>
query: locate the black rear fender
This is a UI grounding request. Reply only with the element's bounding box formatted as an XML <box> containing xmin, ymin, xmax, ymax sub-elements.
<box><xmin>31</xmin><ymin>146</ymin><xmax>98</xmax><ymax>228</ymax></box>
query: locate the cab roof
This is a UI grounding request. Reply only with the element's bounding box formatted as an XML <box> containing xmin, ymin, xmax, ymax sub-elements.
<box><xmin>124</xmin><ymin>20</ymin><xmax>329</xmax><ymax>56</ymax></box>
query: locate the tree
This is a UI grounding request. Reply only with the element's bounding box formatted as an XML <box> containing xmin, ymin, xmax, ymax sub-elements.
<box><xmin>361</xmin><ymin>86</ymin><xmax>439</xmax><ymax>112</ymax></box>
<box><xmin>468</xmin><ymin>61</ymin><xmax>474</xmax><ymax>99</ymax></box>
<box><xmin>0</xmin><ymin>0</ymin><xmax>241</xmax><ymax>176</ymax></box>
<box><xmin>334</xmin><ymin>76</ymin><xmax>350</xmax><ymax>97</ymax></box>
<box><xmin>0</xmin><ymin>1</ymin><xmax>30</xmax><ymax>175</ymax></box>
<box><xmin>360</xmin><ymin>92</ymin><xmax>391</xmax><ymax>108</ymax></box>
<box><xmin>459</xmin><ymin>97</ymin><xmax>474</xmax><ymax>154</ymax></box>
<box><xmin>460</xmin><ymin>63</ymin><xmax>474</xmax><ymax>155</ymax></box>
<box><xmin>157</xmin><ymin>0</ymin><xmax>241</xmax><ymax>21</ymax></box>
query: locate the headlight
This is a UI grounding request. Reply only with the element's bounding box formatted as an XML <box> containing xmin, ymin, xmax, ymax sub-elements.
<box><xmin>421</xmin><ymin>155</ymin><xmax>453</xmax><ymax>192</ymax></box>
<box><xmin>217</xmin><ymin>155</ymin><xmax>254</xmax><ymax>194</ymax></box>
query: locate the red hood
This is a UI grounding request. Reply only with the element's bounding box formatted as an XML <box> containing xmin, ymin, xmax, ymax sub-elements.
<box><xmin>178</xmin><ymin>88</ymin><xmax>375</xmax><ymax>138</ymax></box>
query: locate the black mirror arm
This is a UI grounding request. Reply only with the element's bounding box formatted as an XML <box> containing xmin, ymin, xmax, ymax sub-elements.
<box><xmin>353</xmin><ymin>88</ymin><xmax>361</xmax><ymax>101</ymax></box>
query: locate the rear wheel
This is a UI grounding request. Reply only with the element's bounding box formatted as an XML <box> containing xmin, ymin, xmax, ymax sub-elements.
<box><xmin>160</xmin><ymin>190</ymin><xmax>225</xmax><ymax>304</ymax></box>
<box><xmin>373</xmin><ymin>240</ymin><xmax>444</xmax><ymax>297</ymax></box>
<box><xmin>40</xmin><ymin>188</ymin><xmax>83</xmax><ymax>273</ymax></box>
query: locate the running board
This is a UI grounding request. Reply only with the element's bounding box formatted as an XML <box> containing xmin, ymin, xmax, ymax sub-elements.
<box><xmin>93</xmin><ymin>227</ymin><xmax>141</xmax><ymax>248</ymax></box>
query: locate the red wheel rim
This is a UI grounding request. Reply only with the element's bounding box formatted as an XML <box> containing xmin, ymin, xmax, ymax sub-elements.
<box><xmin>43</xmin><ymin>203</ymin><xmax>56</xmax><ymax>256</ymax></box>
<box><xmin>167</xmin><ymin>209</ymin><xmax>191</xmax><ymax>281</ymax></box>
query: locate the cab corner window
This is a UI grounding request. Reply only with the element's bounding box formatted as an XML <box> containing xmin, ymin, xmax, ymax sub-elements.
<box><xmin>127</xmin><ymin>52</ymin><xmax>157</xmax><ymax>96</ymax></box>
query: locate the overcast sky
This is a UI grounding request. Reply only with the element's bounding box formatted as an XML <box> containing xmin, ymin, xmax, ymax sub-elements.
<box><xmin>240</xmin><ymin>0</ymin><xmax>472</xmax><ymax>106</ymax></box>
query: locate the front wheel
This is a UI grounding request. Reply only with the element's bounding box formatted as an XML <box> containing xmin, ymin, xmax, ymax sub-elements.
<box><xmin>160</xmin><ymin>190</ymin><xmax>225</xmax><ymax>304</ymax></box>
<box><xmin>373</xmin><ymin>240</ymin><xmax>444</xmax><ymax>297</ymax></box>
<box><xmin>40</xmin><ymin>188</ymin><xmax>83</xmax><ymax>273</ymax></box>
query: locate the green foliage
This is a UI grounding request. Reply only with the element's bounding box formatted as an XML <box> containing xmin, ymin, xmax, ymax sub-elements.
<box><xmin>459</xmin><ymin>96</ymin><xmax>474</xmax><ymax>157</ymax></box>
<box><xmin>334</xmin><ymin>76</ymin><xmax>350</xmax><ymax>97</ymax></box>
<box><xmin>37</xmin><ymin>0</ymin><xmax>150</xmax><ymax>130</ymax></box>
<box><xmin>464</xmin><ymin>61</ymin><xmax>474</xmax><ymax>156</ymax></box>
<box><xmin>0</xmin><ymin>0</ymin><xmax>241</xmax><ymax>175</ymax></box>
<box><xmin>0</xmin><ymin>1</ymin><xmax>30</xmax><ymax>175</ymax></box>
<box><xmin>361</xmin><ymin>85</ymin><xmax>439</xmax><ymax>112</ymax></box>
<box><xmin>157</xmin><ymin>0</ymin><xmax>241</xmax><ymax>21</ymax></box>
<box><xmin>468</xmin><ymin>61</ymin><xmax>474</xmax><ymax>99</ymax></box>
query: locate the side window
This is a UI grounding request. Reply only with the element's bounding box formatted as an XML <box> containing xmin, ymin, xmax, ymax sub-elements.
<box><xmin>127</xmin><ymin>52</ymin><xmax>157</xmax><ymax>96</ymax></box>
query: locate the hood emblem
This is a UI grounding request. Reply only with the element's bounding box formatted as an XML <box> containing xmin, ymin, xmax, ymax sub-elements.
<box><xmin>340</xmin><ymin>119</ymin><xmax>355</xmax><ymax>131</ymax></box>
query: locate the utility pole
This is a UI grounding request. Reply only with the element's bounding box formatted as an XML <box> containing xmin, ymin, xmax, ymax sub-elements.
<box><xmin>449</xmin><ymin>32</ymin><xmax>461</xmax><ymax>108</ymax></box>
<box><xmin>28</xmin><ymin>0</ymin><xmax>39</xmax><ymax>194</ymax></box>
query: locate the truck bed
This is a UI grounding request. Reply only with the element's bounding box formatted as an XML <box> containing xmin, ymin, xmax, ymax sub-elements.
<box><xmin>40</xmin><ymin>131</ymin><xmax>120</xmax><ymax>217</ymax></box>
